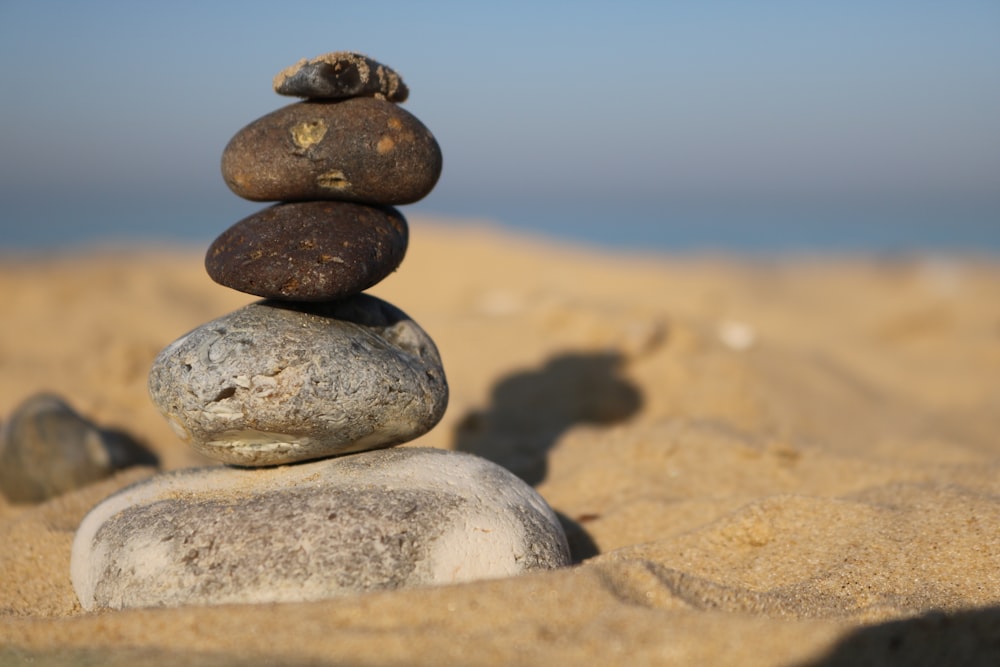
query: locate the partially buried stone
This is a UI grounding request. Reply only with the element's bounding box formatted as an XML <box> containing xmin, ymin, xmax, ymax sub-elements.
<box><xmin>147</xmin><ymin>295</ymin><xmax>448</xmax><ymax>466</ymax></box>
<box><xmin>0</xmin><ymin>394</ymin><xmax>156</xmax><ymax>503</ymax></box>
<box><xmin>71</xmin><ymin>447</ymin><xmax>571</xmax><ymax>610</ymax></box>
<box><xmin>273</xmin><ymin>51</ymin><xmax>408</xmax><ymax>102</ymax></box>
<box><xmin>205</xmin><ymin>201</ymin><xmax>408</xmax><ymax>301</ymax></box>
<box><xmin>221</xmin><ymin>97</ymin><xmax>441</xmax><ymax>205</ymax></box>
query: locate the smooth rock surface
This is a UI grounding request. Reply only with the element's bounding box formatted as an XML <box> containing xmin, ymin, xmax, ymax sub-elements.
<box><xmin>273</xmin><ymin>51</ymin><xmax>408</xmax><ymax>102</ymax></box>
<box><xmin>221</xmin><ymin>98</ymin><xmax>441</xmax><ymax>205</ymax></box>
<box><xmin>71</xmin><ymin>447</ymin><xmax>571</xmax><ymax>610</ymax></box>
<box><xmin>205</xmin><ymin>201</ymin><xmax>408</xmax><ymax>301</ymax></box>
<box><xmin>147</xmin><ymin>295</ymin><xmax>448</xmax><ymax>466</ymax></box>
<box><xmin>0</xmin><ymin>394</ymin><xmax>156</xmax><ymax>503</ymax></box>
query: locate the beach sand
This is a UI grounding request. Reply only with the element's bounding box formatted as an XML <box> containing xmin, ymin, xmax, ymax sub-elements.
<box><xmin>2</xmin><ymin>220</ymin><xmax>999</xmax><ymax>665</ymax></box>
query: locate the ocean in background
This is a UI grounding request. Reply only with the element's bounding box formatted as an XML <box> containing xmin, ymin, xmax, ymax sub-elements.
<box><xmin>419</xmin><ymin>198</ymin><xmax>1000</xmax><ymax>255</ymax></box>
<box><xmin>1</xmin><ymin>195</ymin><xmax>998</xmax><ymax>256</ymax></box>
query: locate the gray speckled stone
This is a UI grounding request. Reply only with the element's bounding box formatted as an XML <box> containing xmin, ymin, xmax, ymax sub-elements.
<box><xmin>147</xmin><ymin>295</ymin><xmax>447</xmax><ymax>466</ymax></box>
<box><xmin>71</xmin><ymin>447</ymin><xmax>571</xmax><ymax>610</ymax></box>
<box><xmin>0</xmin><ymin>394</ymin><xmax>156</xmax><ymax>503</ymax></box>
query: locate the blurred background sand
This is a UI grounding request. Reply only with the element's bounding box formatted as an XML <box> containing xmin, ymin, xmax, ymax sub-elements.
<box><xmin>1</xmin><ymin>228</ymin><xmax>999</xmax><ymax>665</ymax></box>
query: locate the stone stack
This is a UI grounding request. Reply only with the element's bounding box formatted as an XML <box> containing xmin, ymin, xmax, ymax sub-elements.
<box><xmin>158</xmin><ymin>51</ymin><xmax>448</xmax><ymax>468</ymax></box>
<box><xmin>71</xmin><ymin>52</ymin><xmax>570</xmax><ymax>611</ymax></box>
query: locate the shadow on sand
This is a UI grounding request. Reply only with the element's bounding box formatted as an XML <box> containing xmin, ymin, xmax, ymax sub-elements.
<box><xmin>800</xmin><ymin>606</ymin><xmax>1000</xmax><ymax>667</ymax></box>
<box><xmin>453</xmin><ymin>350</ymin><xmax>642</xmax><ymax>562</ymax></box>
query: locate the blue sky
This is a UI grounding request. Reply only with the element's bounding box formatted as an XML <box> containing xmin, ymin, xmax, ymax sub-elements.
<box><xmin>1</xmin><ymin>1</ymin><xmax>998</xmax><ymax>250</ymax></box>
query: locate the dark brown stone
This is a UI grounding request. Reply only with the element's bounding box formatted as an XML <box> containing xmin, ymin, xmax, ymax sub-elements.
<box><xmin>205</xmin><ymin>201</ymin><xmax>408</xmax><ymax>301</ymax></box>
<box><xmin>273</xmin><ymin>51</ymin><xmax>408</xmax><ymax>102</ymax></box>
<box><xmin>221</xmin><ymin>98</ymin><xmax>442</xmax><ymax>205</ymax></box>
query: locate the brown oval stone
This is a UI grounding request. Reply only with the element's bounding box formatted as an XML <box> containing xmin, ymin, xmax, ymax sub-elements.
<box><xmin>205</xmin><ymin>201</ymin><xmax>408</xmax><ymax>301</ymax></box>
<box><xmin>221</xmin><ymin>98</ymin><xmax>442</xmax><ymax>205</ymax></box>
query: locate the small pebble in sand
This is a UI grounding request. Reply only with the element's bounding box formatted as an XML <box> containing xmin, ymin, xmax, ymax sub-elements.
<box><xmin>205</xmin><ymin>201</ymin><xmax>408</xmax><ymax>301</ymax></box>
<box><xmin>221</xmin><ymin>97</ymin><xmax>441</xmax><ymax>205</ymax></box>
<box><xmin>273</xmin><ymin>51</ymin><xmax>409</xmax><ymax>102</ymax></box>
<box><xmin>0</xmin><ymin>394</ymin><xmax>154</xmax><ymax>503</ymax></box>
<box><xmin>71</xmin><ymin>447</ymin><xmax>571</xmax><ymax>610</ymax></box>
<box><xmin>147</xmin><ymin>295</ymin><xmax>448</xmax><ymax>466</ymax></box>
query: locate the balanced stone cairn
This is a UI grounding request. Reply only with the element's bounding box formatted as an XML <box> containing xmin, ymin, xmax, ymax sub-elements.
<box><xmin>71</xmin><ymin>52</ymin><xmax>570</xmax><ymax>610</ymax></box>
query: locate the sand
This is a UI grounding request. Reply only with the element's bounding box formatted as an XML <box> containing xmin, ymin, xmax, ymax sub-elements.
<box><xmin>1</xmin><ymin>220</ymin><xmax>999</xmax><ymax>665</ymax></box>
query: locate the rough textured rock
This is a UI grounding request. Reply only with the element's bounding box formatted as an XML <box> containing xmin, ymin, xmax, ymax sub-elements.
<box><xmin>273</xmin><ymin>51</ymin><xmax>408</xmax><ymax>102</ymax></box>
<box><xmin>205</xmin><ymin>201</ymin><xmax>408</xmax><ymax>301</ymax></box>
<box><xmin>0</xmin><ymin>394</ymin><xmax>155</xmax><ymax>503</ymax></box>
<box><xmin>147</xmin><ymin>295</ymin><xmax>448</xmax><ymax>466</ymax></box>
<box><xmin>221</xmin><ymin>98</ymin><xmax>442</xmax><ymax>205</ymax></box>
<box><xmin>71</xmin><ymin>447</ymin><xmax>571</xmax><ymax>610</ymax></box>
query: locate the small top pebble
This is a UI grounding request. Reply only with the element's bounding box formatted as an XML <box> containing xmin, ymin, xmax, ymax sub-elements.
<box><xmin>274</xmin><ymin>51</ymin><xmax>409</xmax><ymax>102</ymax></box>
